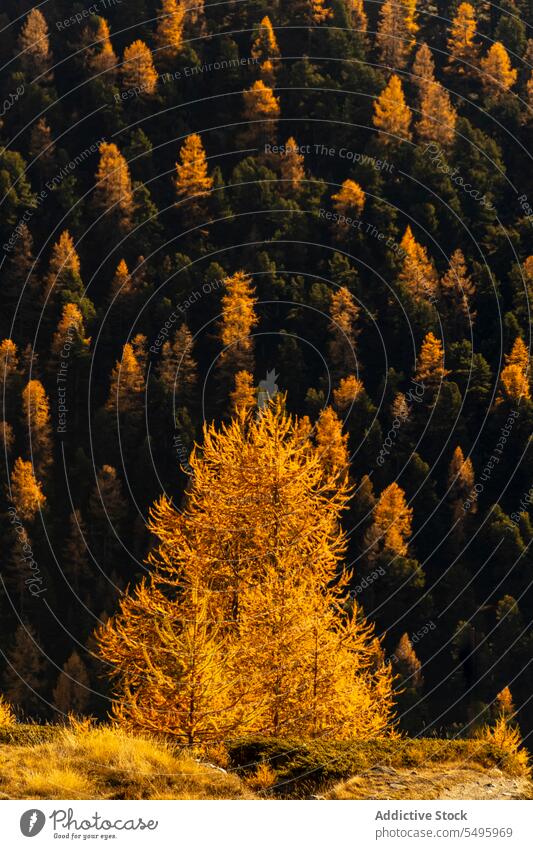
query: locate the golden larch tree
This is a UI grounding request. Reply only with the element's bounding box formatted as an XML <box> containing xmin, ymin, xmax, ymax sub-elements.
<box><xmin>366</xmin><ymin>481</ymin><xmax>413</xmax><ymax>556</ymax></box>
<box><xmin>230</xmin><ymin>370</ymin><xmax>257</xmax><ymax>417</ymax></box>
<box><xmin>446</xmin><ymin>3</ymin><xmax>478</xmax><ymax>73</ymax></box>
<box><xmin>373</xmin><ymin>74</ymin><xmax>412</xmax><ymax>142</ymax></box>
<box><xmin>440</xmin><ymin>248</ymin><xmax>476</xmax><ymax>336</ymax></box>
<box><xmin>43</xmin><ymin>230</ymin><xmax>82</xmax><ymax>303</ymax></box>
<box><xmin>416</xmin><ymin>81</ymin><xmax>457</xmax><ymax>147</ymax></box>
<box><xmin>448</xmin><ymin>445</ymin><xmax>476</xmax><ymax>521</ymax></box>
<box><xmin>415</xmin><ymin>332</ymin><xmax>450</xmax><ymax>386</ymax></box>
<box><xmin>242</xmin><ymin>80</ymin><xmax>280</xmax><ymax>144</ymax></box>
<box><xmin>218</xmin><ymin>271</ymin><xmax>259</xmax><ymax>377</ymax></box>
<box><xmin>412</xmin><ymin>42</ymin><xmax>435</xmax><ymax>100</ymax></box>
<box><xmin>94</xmin><ymin>143</ymin><xmax>134</xmax><ymax>227</ymax></box>
<box><xmin>480</xmin><ymin>42</ymin><xmax>517</xmax><ymax>103</ymax></box>
<box><xmin>0</xmin><ymin>339</ymin><xmax>19</xmax><ymax>383</ymax></box>
<box><xmin>499</xmin><ymin>337</ymin><xmax>530</xmax><ymax>402</ymax></box>
<box><xmin>10</xmin><ymin>457</ymin><xmax>46</xmax><ymax>521</ymax></box>
<box><xmin>399</xmin><ymin>226</ymin><xmax>438</xmax><ymax>300</ymax></box>
<box><xmin>110</xmin><ymin>259</ymin><xmax>130</xmax><ymax>299</ymax></box>
<box><xmin>21</xmin><ymin>380</ymin><xmax>53</xmax><ymax>479</ymax></box>
<box><xmin>18</xmin><ymin>9</ymin><xmax>52</xmax><ymax>78</ymax></box>
<box><xmin>174</xmin><ymin>133</ymin><xmax>213</xmax><ymax>212</ymax></box>
<box><xmin>157</xmin><ymin>323</ymin><xmax>198</xmax><ymax>401</ymax></box>
<box><xmin>51</xmin><ymin>303</ymin><xmax>89</xmax><ymax>359</ymax></box>
<box><xmin>97</xmin><ymin>400</ymin><xmax>394</xmax><ymax>741</ymax></box>
<box><xmin>106</xmin><ymin>342</ymin><xmax>145</xmax><ymax>415</ymax></box>
<box><xmin>122</xmin><ymin>40</ymin><xmax>158</xmax><ymax>94</ymax></box>
<box><xmin>279</xmin><ymin>137</ymin><xmax>306</xmax><ymax>192</ymax></box>
<box><xmin>333</xmin><ymin>374</ymin><xmax>364</xmax><ymax>411</ymax></box>
<box><xmin>331</xmin><ymin>179</ymin><xmax>365</xmax><ymax>219</ymax></box>
<box><xmin>328</xmin><ymin>286</ymin><xmax>360</xmax><ymax>375</ymax></box>
<box><xmin>376</xmin><ymin>0</ymin><xmax>418</xmax><ymax>70</ymax></box>
<box><xmin>393</xmin><ymin>632</ymin><xmax>423</xmax><ymax>689</ymax></box>
<box><xmin>155</xmin><ymin>0</ymin><xmax>185</xmax><ymax>56</ymax></box>
<box><xmin>90</xmin><ymin>17</ymin><xmax>117</xmax><ymax>75</ymax></box>
<box><xmin>251</xmin><ymin>16</ymin><xmax>280</xmax><ymax>85</ymax></box>
<box><xmin>310</xmin><ymin>0</ymin><xmax>333</xmax><ymax>24</ymax></box>
<box><xmin>346</xmin><ymin>0</ymin><xmax>368</xmax><ymax>34</ymax></box>
<box><xmin>315</xmin><ymin>406</ymin><xmax>349</xmax><ymax>478</ymax></box>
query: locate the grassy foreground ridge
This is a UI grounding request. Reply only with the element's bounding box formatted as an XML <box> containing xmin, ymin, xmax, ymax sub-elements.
<box><xmin>0</xmin><ymin>723</ymin><xmax>529</xmax><ymax>800</ymax></box>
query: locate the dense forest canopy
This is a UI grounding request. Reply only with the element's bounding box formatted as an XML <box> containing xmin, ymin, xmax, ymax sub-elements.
<box><xmin>0</xmin><ymin>0</ymin><xmax>531</xmax><ymax>743</ymax></box>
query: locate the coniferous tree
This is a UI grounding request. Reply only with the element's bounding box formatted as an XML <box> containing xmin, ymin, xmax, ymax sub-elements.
<box><xmin>416</xmin><ymin>80</ymin><xmax>457</xmax><ymax>147</ymax></box>
<box><xmin>94</xmin><ymin>143</ymin><xmax>134</xmax><ymax>230</ymax></box>
<box><xmin>89</xmin><ymin>17</ymin><xmax>118</xmax><ymax>76</ymax></box>
<box><xmin>412</xmin><ymin>42</ymin><xmax>435</xmax><ymax>99</ymax></box>
<box><xmin>328</xmin><ymin>286</ymin><xmax>360</xmax><ymax>378</ymax></box>
<box><xmin>43</xmin><ymin>230</ymin><xmax>84</xmax><ymax>308</ymax></box>
<box><xmin>331</xmin><ymin>179</ymin><xmax>365</xmax><ymax>220</ymax></box>
<box><xmin>174</xmin><ymin>133</ymin><xmax>213</xmax><ymax>217</ymax></box>
<box><xmin>157</xmin><ymin>323</ymin><xmax>198</xmax><ymax>403</ymax></box>
<box><xmin>230</xmin><ymin>370</ymin><xmax>257</xmax><ymax>416</ymax></box>
<box><xmin>372</xmin><ymin>74</ymin><xmax>412</xmax><ymax>141</ymax></box>
<box><xmin>440</xmin><ymin>249</ymin><xmax>476</xmax><ymax>339</ymax></box>
<box><xmin>414</xmin><ymin>332</ymin><xmax>449</xmax><ymax>387</ymax></box>
<box><xmin>155</xmin><ymin>0</ymin><xmax>185</xmax><ymax>57</ymax></box>
<box><xmin>398</xmin><ymin>226</ymin><xmax>438</xmax><ymax>301</ymax></box>
<box><xmin>446</xmin><ymin>3</ymin><xmax>478</xmax><ymax>74</ymax></box>
<box><xmin>21</xmin><ymin>380</ymin><xmax>53</xmax><ymax>480</ymax></box>
<box><xmin>242</xmin><ymin>81</ymin><xmax>280</xmax><ymax>145</ymax></box>
<box><xmin>251</xmin><ymin>16</ymin><xmax>280</xmax><ymax>85</ymax></box>
<box><xmin>97</xmin><ymin>400</ymin><xmax>394</xmax><ymax>742</ymax></box>
<box><xmin>18</xmin><ymin>9</ymin><xmax>53</xmax><ymax>80</ymax></box>
<box><xmin>376</xmin><ymin>0</ymin><xmax>418</xmax><ymax>70</ymax></box>
<box><xmin>3</xmin><ymin>624</ymin><xmax>48</xmax><ymax>717</ymax></box>
<box><xmin>480</xmin><ymin>42</ymin><xmax>517</xmax><ymax>104</ymax></box>
<box><xmin>53</xmin><ymin>651</ymin><xmax>91</xmax><ymax>715</ymax></box>
<box><xmin>10</xmin><ymin>457</ymin><xmax>46</xmax><ymax>523</ymax></box>
<box><xmin>366</xmin><ymin>481</ymin><xmax>413</xmax><ymax>557</ymax></box>
<box><xmin>217</xmin><ymin>271</ymin><xmax>258</xmax><ymax>385</ymax></box>
<box><xmin>279</xmin><ymin>137</ymin><xmax>306</xmax><ymax>193</ymax></box>
<box><xmin>122</xmin><ymin>40</ymin><xmax>158</xmax><ymax>95</ymax></box>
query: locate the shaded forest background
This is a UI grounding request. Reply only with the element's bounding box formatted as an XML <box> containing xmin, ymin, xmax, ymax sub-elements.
<box><xmin>0</xmin><ymin>0</ymin><xmax>532</xmax><ymax>743</ymax></box>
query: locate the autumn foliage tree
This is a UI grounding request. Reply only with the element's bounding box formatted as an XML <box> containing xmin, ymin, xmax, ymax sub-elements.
<box><xmin>43</xmin><ymin>230</ymin><xmax>83</xmax><ymax>307</ymax></box>
<box><xmin>328</xmin><ymin>286</ymin><xmax>360</xmax><ymax>377</ymax></box>
<box><xmin>174</xmin><ymin>133</ymin><xmax>213</xmax><ymax>217</ymax></box>
<box><xmin>251</xmin><ymin>16</ymin><xmax>280</xmax><ymax>85</ymax></box>
<box><xmin>94</xmin><ymin>143</ymin><xmax>134</xmax><ymax>229</ymax></box>
<box><xmin>97</xmin><ymin>399</ymin><xmax>394</xmax><ymax>742</ymax></box>
<box><xmin>9</xmin><ymin>458</ymin><xmax>46</xmax><ymax>522</ymax></box>
<box><xmin>499</xmin><ymin>337</ymin><xmax>530</xmax><ymax>402</ymax></box>
<box><xmin>446</xmin><ymin>3</ymin><xmax>478</xmax><ymax>74</ymax></box>
<box><xmin>279</xmin><ymin>137</ymin><xmax>306</xmax><ymax>192</ymax></box>
<box><xmin>21</xmin><ymin>380</ymin><xmax>53</xmax><ymax>479</ymax></box>
<box><xmin>416</xmin><ymin>80</ymin><xmax>457</xmax><ymax>147</ymax></box>
<box><xmin>372</xmin><ymin>74</ymin><xmax>412</xmax><ymax>142</ymax></box>
<box><xmin>415</xmin><ymin>332</ymin><xmax>449</xmax><ymax>387</ymax></box>
<box><xmin>18</xmin><ymin>9</ymin><xmax>53</xmax><ymax>79</ymax></box>
<box><xmin>122</xmin><ymin>40</ymin><xmax>158</xmax><ymax>95</ymax></box>
<box><xmin>366</xmin><ymin>482</ymin><xmax>413</xmax><ymax>557</ymax></box>
<box><xmin>480</xmin><ymin>42</ymin><xmax>517</xmax><ymax>104</ymax></box>
<box><xmin>155</xmin><ymin>0</ymin><xmax>185</xmax><ymax>57</ymax></box>
<box><xmin>243</xmin><ymin>80</ymin><xmax>280</xmax><ymax>145</ymax></box>
<box><xmin>376</xmin><ymin>0</ymin><xmax>418</xmax><ymax>70</ymax></box>
<box><xmin>89</xmin><ymin>17</ymin><xmax>117</xmax><ymax>76</ymax></box>
<box><xmin>399</xmin><ymin>226</ymin><xmax>438</xmax><ymax>301</ymax></box>
<box><xmin>217</xmin><ymin>271</ymin><xmax>258</xmax><ymax>387</ymax></box>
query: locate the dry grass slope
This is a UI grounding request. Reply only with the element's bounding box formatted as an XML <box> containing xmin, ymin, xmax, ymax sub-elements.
<box><xmin>0</xmin><ymin>724</ymin><xmax>253</xmax><ymax>800</ymax></box>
